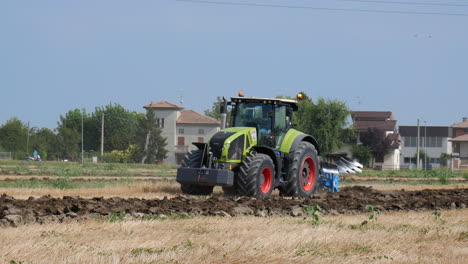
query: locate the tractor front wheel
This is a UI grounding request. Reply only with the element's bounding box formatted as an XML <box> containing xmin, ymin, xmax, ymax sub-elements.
<box><xmin>222</xmin><ymin>186</ymin><xmax>238</xmax><ymax>196</ymax></box>
<box><xmin>237</xmin><ymin>153</ymin><xmax>275</xmax><ymax>198</ymax></box>
<box><xmin>280</xmin><ymin>141</ymin><xmax>319</xmax><ymax>197</ymax></box>
<box><xmin>181</xmin><ymin>184</ymin><xmax>214</xmax><ymax>195</ymax></box>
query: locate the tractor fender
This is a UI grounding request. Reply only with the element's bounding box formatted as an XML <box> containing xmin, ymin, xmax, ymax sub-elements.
<box><xmin>289</xmin><ymin>134</ymin><xmax>320</xmax><ymax>156</ymax></box>
<box><xmin>251</xmin><ymin>146</ymin><xmax>282</xmax><ymax>181</ymax></box>
<box><xmin>192</xmin><ymin>142</ymin><xmax>208</xmax><ymax>151</ymax></box>
<box><xmin>279</xmin><ymin>129</ymin><xmax>320</xmax><ymax>156</ymax></box>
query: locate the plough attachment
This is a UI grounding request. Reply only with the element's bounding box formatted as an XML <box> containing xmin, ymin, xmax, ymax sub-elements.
<box><xmin>318</xmin><ymin>153</ymin><xmax>363</xmax><ymax>193</ymax></box>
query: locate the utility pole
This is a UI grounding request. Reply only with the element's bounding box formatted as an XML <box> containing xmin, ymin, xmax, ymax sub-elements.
<box><xmin>26</xmin><ymin>121</ymin><xmax>30</xmax><ymax>155</ymax></box>
<box><xmin>424</xmin><ymin>121</ymin><xmax>427</xmax><ymax>170</ymax></box>
<box><xmin>416</xmin><ymin>119</ymin><xmax>420</xmax><ymax>169</ymax></box>
<box><xmin>101</xmin><ymin>112</ymin><xmax>104</xmax><ymax>158</ymax></box>
<box><xmin>81</xmin><ymin>109</ymin><xmax>84</xmax><ymax>164</ymax></box>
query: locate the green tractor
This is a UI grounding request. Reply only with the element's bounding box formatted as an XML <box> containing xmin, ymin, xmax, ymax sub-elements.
<box><xmin>176</xmin><ymin>93</ymin><xmax>360</xmax><ymax>197</ymax></box>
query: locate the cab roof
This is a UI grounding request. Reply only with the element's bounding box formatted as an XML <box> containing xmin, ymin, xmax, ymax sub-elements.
<box><xmin>230</xmin><ymin>97</ymin><xmax>298</xmax><ymax>110</ymax></box>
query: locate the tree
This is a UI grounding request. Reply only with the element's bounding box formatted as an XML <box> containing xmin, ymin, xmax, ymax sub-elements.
<box><xmin>292</xmin><ymin>93</ymin><xmax>352</xmax><ymax>154</ymax></box>
<box><xmin>204</xmin><ymin>96</ymin><xmax>223</xmax><ymax>120</ymax></box>
<box><xmin>56</xmin><ymin>109</ymin><xmax>86</xmax><ymax>157</ymax></box>
<box><xmin>91</xmin><ymin>103</ymin><xmax>143</xmax><ymax>151</ymax></box>
<box><xmin>204</xmin><ymin>96</ymin><xmax>232</xmax><ymax>125</ymax></box>
<box><xmin>56</xmin><ymin>104</ymin><xmax>143</xmax><ymax>154</ymax></box>
<box><xmin>55</xmin><ymin>127</ymin><xmax>80</xmax><ymax>159</ymax></box>
<box><xmin>360</xmin><ymin>128</ymin><xmax>391</xmax><ymax>163</ymax></box>
<box><xmin>440</xmin><ymin>153</ymin><xmax>452</xmax><ymax>167</ymax></box>
<box><xmin>351</xmin><ymin>145</ymin><xmax>373</xmax><ymax>167</ymax></box>
<box><xmin>0</xmin><ymin>117</ymin><xmax>28</xmax><ymax>153</ymax></box>
<box><xmin>30</xmin><ymin>127</ymin><xmax>57</xmax><ymax>161</ymax></box>
<box><xmin>136</xmin><ymin>110</ymin><xmax>168</xmax><ymax>164</ymax></box>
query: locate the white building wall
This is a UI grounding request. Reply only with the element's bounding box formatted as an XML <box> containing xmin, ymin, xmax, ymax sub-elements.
<box><xmin>400</xmin><ymin>137</ymin><xmax>452</xmax><ymax>168</ymax></box>
<box><xmin>460</xmin><ymin>142</ymin><xmax>468</xmax><ymax>158</ymax></box>
<box><xmin>383</xmin><ymin>149</ymin><xmax>400</xmax><ymax>170</ymax></box>
<box><xmin>153</xmin><ymin>109</ymin><xmax>179</xmax><ymax>164</ymax></box>
<box><xmin>176</xmin><ymin>124</ymin><xmax>219</xmax><ymax>152</ymax></box>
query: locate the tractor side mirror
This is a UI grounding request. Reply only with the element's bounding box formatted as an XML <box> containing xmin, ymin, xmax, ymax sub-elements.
<box><xmin>220</xmin><ymin>97</ymin><xmax>228</xmax><ymax>114</ymax></box>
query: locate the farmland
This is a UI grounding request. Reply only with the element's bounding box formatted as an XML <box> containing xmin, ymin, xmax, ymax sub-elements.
<box><xmin>0</xmin><ymin>161</ymin><xmax>467</xmax><ymax>263</ymax></box>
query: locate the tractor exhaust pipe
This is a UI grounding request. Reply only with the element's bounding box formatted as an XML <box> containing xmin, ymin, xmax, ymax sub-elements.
<box><xmin>220</xmin><ymin>97</ymin><xmax>228</xmax><ymax>129</ymax></box>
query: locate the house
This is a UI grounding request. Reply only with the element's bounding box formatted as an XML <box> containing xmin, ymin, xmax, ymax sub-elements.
<box><xmin>399</xmin><ymin>126</ymin><xmax>453</xmax><ymax>169</ymax></box>
<box><xmin>449</xmin><ymin>117</ymin><xmax>468</xmax><ymax>169</ymax></box>
<box><xmin>143</xmin><ymin>101</ymin><xmax>220</xmax><ymax>165</ymax></box>
<box><xmin>351</xmin><ymin>111</ymin><xmax>401</xmax><ymax>170</ymax></box>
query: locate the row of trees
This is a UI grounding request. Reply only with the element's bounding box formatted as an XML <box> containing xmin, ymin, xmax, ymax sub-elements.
<box><xmin>0</xmin><ymin>104</ymin><xmax>167</xmax><ymax>163</ymax></box>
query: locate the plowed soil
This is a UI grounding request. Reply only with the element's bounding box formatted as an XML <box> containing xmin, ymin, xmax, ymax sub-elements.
<box><xmin>1</xmin><ymin>186</ymin><xmax>466</xmax><ymax>227</ymax></box>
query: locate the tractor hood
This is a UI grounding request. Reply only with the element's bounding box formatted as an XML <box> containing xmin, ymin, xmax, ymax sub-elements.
<box><xmin>209</xmin><ymin>127</ymin><xmax>257</xmax><ymax>163</ymax></box>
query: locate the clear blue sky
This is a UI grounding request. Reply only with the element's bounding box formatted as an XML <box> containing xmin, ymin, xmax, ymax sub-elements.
<box><xmin>1</xmin><ymin>0</ymin><xmax>467</xmax><ymax>129</ymax></box>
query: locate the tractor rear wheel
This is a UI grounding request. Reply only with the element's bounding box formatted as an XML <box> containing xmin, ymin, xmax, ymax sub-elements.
<box><xmin>237</xmin><ymin>153</ymin><xmax>275</xmax><ymax>198</ymax></box>
<box><xmin>280</xmin><ymin>141</ymin><xmax>319</xmax><ymax>197</ymax></box>
<box><xmin>180</xmin><ymin>150</ymin><xmax>214</xmax><ymax>196</ymax></box>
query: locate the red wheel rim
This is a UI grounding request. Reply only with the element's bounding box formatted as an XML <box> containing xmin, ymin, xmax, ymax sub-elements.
<box><xmin>299</xmin><ymin>157</ymin><xmax>316</xmax><ymax>192</ymax></box>
<box><xmin>259</xmin><ymin>167</ymin><xmax>273</xmax><ymax>194</ymax></box>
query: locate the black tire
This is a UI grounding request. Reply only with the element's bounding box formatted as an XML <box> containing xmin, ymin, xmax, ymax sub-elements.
<box><xmin>181</xmin><ymin>184</ymin><xmax>214</xmax><ymax>196</ymax></box>
<box><xmin>279</xmin><ymin>141</ymin><xmax>319</xmax><ymax>197</ymax></box>
<box><xmin>237</xmin><ymin>153</ymin><xmax>275</xmax><ymax>198</ymax></box>
<box><xmin>182</xmin><ymin>149</ymin><xmax>204</xmax><ymax>168</ymax></box>
<box><xmin>180</xmin><ymin>150</ymin><xmax>214</xmax><ymax>196</ymax></box>
<box><xmin>222</xmin><ymin>186</ymin><xmax>238</xmax><ymax>196</ymax></box>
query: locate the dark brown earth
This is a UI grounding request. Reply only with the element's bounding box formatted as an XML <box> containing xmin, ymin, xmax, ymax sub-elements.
<box><xmin>1</xmin><ymin>186</ymin><xmax>466</xmax><ymax>227</ymax></box>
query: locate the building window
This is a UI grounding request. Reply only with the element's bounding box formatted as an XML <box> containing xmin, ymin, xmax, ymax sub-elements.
<box><xmin>198</xmin><ymin>128</ymin><xmax>205</xmax><ymax>135</ymax></box>
<box><xmin>179</xmin><ymin>128</ymin><xmax>184</xmax><ymax>134</ymax></box>
<box><xmin>403</xmin><ymin>136</ymin><xmax>442</xmax><ymax>148</ymax></box>
<box><xmin>198</xmin><ymin>137</ymin><xmax>204</xmax><ymax>143</ymax></box>
<box><xmin>157</xmin><ymin>118</ymin><xmax>165</xmax><ymax>129</ymax></box>
<box><xmin>404</xmin><ymin>157</ymin><xmax>416</xmax><ymax>164</ymax></box>
<box><xmin>177</xmin><ymin>137</ymin><xmax>185</xmax><ymax>146</ymax></box>
<box><xmin>403</xmin><ymin>136</ymin><xmax>417</xmax><ymax>147</ymax></box>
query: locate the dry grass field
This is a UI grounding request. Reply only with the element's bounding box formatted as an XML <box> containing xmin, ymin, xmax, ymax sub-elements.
<box><xmin>1</xmin><ymin>210</ymin><xmax>467</xmax><ymax>264</ymax></box>
<box><xmin>0</xmin><ymin>181</ymin><xmax>181</xmax><ymax>199</ymax></box>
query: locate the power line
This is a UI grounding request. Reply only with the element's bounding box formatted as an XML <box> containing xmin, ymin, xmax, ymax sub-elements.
<box><xmin>340</xmin><ymin>0</ymin><xmax>468</xmax><ymax>8</ymax></box>
<box><xmin>176</xmin><ymin>0</ymin><xmax>468</xmax><ymax>17</ymax></box>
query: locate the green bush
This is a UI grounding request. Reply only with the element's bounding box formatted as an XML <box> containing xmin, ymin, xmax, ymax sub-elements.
<box><xmin>103</xmin><ymin>152</ymin><xmax>120</xmax><ymax>163</ymax></box>
<box><xmin>351</xmin><ymin>145</ymin><xmax>372</xmax><ymax>167</ymax></box>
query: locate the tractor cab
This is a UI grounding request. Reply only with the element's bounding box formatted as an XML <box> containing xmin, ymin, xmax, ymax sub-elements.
<box><xmin>229</xmin><ymin>97</ymin><xmax>298</xmax><ymax>149</ymax></box>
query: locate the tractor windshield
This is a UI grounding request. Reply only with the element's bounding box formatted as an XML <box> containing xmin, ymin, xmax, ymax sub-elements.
<box><xmin>234</xmin><ymin>102</ymin><xmax>273</xmax><ymax>132</ymax></box>
<box><xmin>232</xmin><ymin>101</ymin><xmax>291</xmax><ymax>148</ymax></box>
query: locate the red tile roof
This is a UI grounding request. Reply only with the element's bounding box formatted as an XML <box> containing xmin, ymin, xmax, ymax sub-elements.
<box><xmin>143</xmin><ymin>101</ymin><xmax>184</xmax><ymax>110</ymax></box>
<box><xmin>449</xmin><ymin>134</ymin><xmax>468</xmax><ymax>142</ymax></box>
<box><xmin>354</xmin><ymin>120</ymin><xmax>397</xmax><ymax>132</ymax></box>
<box><xmin>351</xmin><ymin>111</ymin><xmax>393</xmax><ymax>119</ymax></box>
<box><xmin>177</xmin><ymin>110</ymin><xmax>220</xmax><ymax>125</ymax></box>
<box><xmin>452</xmin><ymin>121</ymin><xmax>468</xmax><ymax>128</ymax></box>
